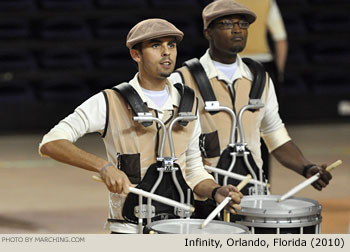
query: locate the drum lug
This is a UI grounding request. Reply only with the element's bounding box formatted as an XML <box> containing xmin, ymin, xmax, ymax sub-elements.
<box><xmin>174</xmin><ymin>207</ymin><xmax>192</xmax><ymax>218</ymax></box>
<box><xmin>134</xmin><ymin>205</ymin><xmax>155</xmax><ymax>219</ymax></box>
<box><xmin>248</xmin><ymin>186</ymin><xmax>265</xmax><ymax>195</ymax></box>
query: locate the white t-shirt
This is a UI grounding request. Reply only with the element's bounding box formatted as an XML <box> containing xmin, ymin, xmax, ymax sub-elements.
<box><xmin>141</xmin><ymin>85</ymin><xmax>169</xmax><ymax>109</ymax></box>
<box><xmin>212</xmin><ymin>60</ymin><xmax>238</xmax><ymax>81</ymax></box>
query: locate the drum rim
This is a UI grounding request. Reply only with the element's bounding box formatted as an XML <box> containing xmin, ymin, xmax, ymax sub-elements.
<box><xmin>237</xmin><ymin>195</ymin><xmax>322</xmax><ymax>217</ymax></box>
<box><xmin>237</xmin><ymin>218</ymin><xmax>322</xmax><ymax>228</ymax></box>
<box><xmin>144</xmin><ymin>219</ymin><xmax>249</xmax><ymax>234</ymax></box>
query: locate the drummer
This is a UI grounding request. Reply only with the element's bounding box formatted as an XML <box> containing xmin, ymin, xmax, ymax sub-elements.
<box><xmin>38</xmin><ymin>18</ymin><xmax>243</xmax><ymax>234</ymax></box>
<box><xmin>170</xmin><ymin>0</ymin><xmax>332</xmax><ymax>195</ymax></box>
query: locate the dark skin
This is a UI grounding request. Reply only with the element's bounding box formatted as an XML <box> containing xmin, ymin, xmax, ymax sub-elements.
<box><xmin>272</xmin><ymin>141</ymin><xmax>331</xmax><ymax>190</ymax></box>
<box><xmin>204</xmin><ymin>15</ymin><xmax>248</xmax><ymax>64</ymax></box>
<box><xmin>204</xmin><ymin>14</ymin><xmax>332</xmax><ymax>190</ymax></box>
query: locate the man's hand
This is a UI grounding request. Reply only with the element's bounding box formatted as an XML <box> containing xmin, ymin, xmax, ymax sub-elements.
<box><xmin>213</xmin><ymin>185</ymin><xmax>243</xmax><ymax>214</ymax></box>
<box><xmin>305</xmin><ymin>164</ymin><xmax>332</xmax><ymax>191</ymax></box>
<box><xmin>100</xmin><ymin>165</ymin><xmax>132</xmax><ymax>194</ymax></box>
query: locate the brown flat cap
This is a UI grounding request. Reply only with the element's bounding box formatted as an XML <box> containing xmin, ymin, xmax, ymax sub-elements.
<box><xmin>203</xmin><ymin>0</ymin><xmax>257</xmax><ymax>29</ymax></box>
<box><xmin>126</xmin><ymin>18</ymin><xmax>184</xmax><ymax>49</ymax></box>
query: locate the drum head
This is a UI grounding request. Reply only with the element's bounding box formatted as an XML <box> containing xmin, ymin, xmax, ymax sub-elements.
<box><xmin>238</xmin><ymin>195</ymin><xmax>322</xmax><ymax>218</ymax></box>
<box><xmin>145</xmin><ymin>219</ymin><xmax>249</xmax><ymax>234</ymax></box>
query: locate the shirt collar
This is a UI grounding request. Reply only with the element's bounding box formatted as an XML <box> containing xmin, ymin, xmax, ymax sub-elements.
<box><xmin>128</xmin><ymin>73</ymin><xmax>181</xmax><ymax>111</ymax></box>
<box><xmin>199</xmin><ymin>49</ymin><xmax>253</xmax><ymax>83</ymax></box>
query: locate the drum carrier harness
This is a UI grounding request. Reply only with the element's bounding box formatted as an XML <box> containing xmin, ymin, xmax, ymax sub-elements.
<box><xmin>182</xmin><ymin>57</ymin><xmax>269</xmax><ymax>196</ymax></box>
<box><xmin>112</xmin><ymin>82</ymin><xmax>197</xmax><ymax>226</ymax></box>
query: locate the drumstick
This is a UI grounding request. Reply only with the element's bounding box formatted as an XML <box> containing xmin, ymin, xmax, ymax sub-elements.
<box><xmin>201</xmin><ymin>174</ymin><xmax>252</xmax><ymax>229</ymax></box>
<box><xmin>278</xmin><ymin>160</ymin><xmax>342</xmax><ymax>202</ymax></box>
<box><xmin>223</xmin><ymin>210</ymin><xmax>230</xmax><ymax>222</ymax></box>
<box><xmin>205</xmin><ymin>165</ymin><xmax>270</xmax><ymax>188</ymax></box>
<box><xmin>92</xmin><ymin>175</ymin><xmax>194</xmax><ymax>213</ymax></box>
<box><xmin>224</xmin><ymin>174</ymin><xmax>253</xmax><ymax>222</ymax></box>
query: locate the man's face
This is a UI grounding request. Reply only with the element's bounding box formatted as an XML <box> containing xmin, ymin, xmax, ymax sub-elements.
<box><xmin>134</xmin><ymin>36</ymin><xmax>177</xmax><ymax>80</ymax></box>
<box><xmin>205</xmin><ymin>15</ymin><xmax>249</xmax><ymax>56</ymax></box>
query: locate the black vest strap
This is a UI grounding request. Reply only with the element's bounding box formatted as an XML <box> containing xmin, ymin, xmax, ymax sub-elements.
<box><xmin>242</xmin><ymin>58</ymin><xmax>266</xmax><ymax>112</ymax></box>
<box><xmin>174</xmin><ymin>83</ymin><xmax>195</xmax><ymax>126</ymax></box>
<box><xmin>183</xmin><ymin>57</ymin><xmax>266</xmax><ymax>113</ymax></box>
<box><xmin>112</xmin><ymin>82</ymin><xmax>152</xmax><ymax>127</ymax></box>
<box><xmin>113</xmin><ymin>82</ymin><xmax>195</xmax><ymax>128</ymax></box>
<box><xmin>183</xmin><ymin>58</ymin><xmax>218</xmax><ymax>115</ymax></box>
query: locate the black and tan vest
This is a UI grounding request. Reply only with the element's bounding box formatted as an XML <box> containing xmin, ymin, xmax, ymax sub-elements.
<box><xmin>101</xmin><ymin>84</ymin><xmax>198</xmax><ymax>221</ymax></box>
<box><xmin>176</xmin><ymin>60</ymin><xmax>269</xmax><ymax>170</ymax></box>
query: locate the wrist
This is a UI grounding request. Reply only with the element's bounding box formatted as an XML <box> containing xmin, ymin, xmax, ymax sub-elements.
<box><xmin>99</xmin><ymin>162</ymin><xmax>114</xmax><ymax>177</ymax></box>
<box><xmin>211</xmin><ymin>186</ymin><xmax>221</xmax><ymax>200</ymax></box>
<box><xmin>302</xmin><ymin>164</ymin><xmax>315</xmax><ymax>178</ymax></box>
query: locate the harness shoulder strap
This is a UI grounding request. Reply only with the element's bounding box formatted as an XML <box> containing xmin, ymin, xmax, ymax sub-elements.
<box><xmin>183</xmin><ymin>58</ymin><xmax>218</xmax><ymax>115</ymax></box>
<box><xmin>242</xmin><ymin>58</ymin><xmax>267</xmax><ymax>112</ymax></box>
<box><xmin>184</xmin><ymin>57</ymin><xmax>267</xmax><ymax>113</ymax></box>
<box><xmin>173</xmin><ymin>83</ymin><xmax>195</xmax><ymax>126</ymax></box>
<box><xmin>112</xmin><ymin>82</ymin><xmax>152</xmax><ymax>127</ymax></box>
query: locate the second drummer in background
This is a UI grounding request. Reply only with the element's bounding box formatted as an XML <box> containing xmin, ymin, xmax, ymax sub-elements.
<box><xmin>170</xmin><ymin>0</ymin><xmax>332</xmax><ymax>214</ymax></box>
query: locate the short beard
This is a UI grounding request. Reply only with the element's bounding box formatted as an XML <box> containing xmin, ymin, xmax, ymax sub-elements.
<box><xmin>231</xmin><ymin>46</ymin><xmax>244</xmax><ymax>54</ymax></box>
<box><xmin>159</xmin><ymin>72</ymin><xmax>171</xmax><ymax>78</ymax></box>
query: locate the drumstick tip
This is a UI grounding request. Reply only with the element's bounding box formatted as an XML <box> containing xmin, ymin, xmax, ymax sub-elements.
<box><xmin>92</xmin><ymin>175</ymin><xmax>103</xmax><ymax>182</ymax></box>
<box><xmin>326</xmin><ymin>160</ymin><xmax>342</xmax><ymax>171</ymax></box>
<box><xmin>335</xmin><ymin>159</ymin><xmax>342</xmax><ymax>165</ymax></box>
<box><xmin>200</xmin><ymin>224</ymin><xmax>205</xmax><ymax>229</ymax></box>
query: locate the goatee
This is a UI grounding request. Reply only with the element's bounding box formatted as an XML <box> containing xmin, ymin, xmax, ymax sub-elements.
<box><xmin>231</xmin><ymin>46</ymin><xmax>244</xmax><ymax>53</ymax></box>
<box><xmin>160</xmin><ymin>72</ymin><xmax>171</xmax><ymax>78</ymax></box>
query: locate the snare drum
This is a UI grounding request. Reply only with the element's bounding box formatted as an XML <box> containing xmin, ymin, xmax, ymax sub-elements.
<box><xmin>144</xmin><ymin>219</ymin><xmax>249</xmax><ymax>234</ymax></box>
<box><xmin>236</xmin><ymin>195</ymin><xmax>322</xmax><ymax>234</ymax></box>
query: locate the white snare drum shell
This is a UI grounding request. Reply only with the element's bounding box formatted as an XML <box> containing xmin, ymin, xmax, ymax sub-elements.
<box><xmin>236</xmin><ymin>195</ymin><xmax>322</xmax><ymax>233</ymax></box>
<box><xmin>144</xmin><ymin>219</ymin><xmax>249</xmax><ymax>234</ymax></box>
<box><xmin>237</xmin><ymin>195</ymin><xmax>322</xmax><ymax>218</ymax></box>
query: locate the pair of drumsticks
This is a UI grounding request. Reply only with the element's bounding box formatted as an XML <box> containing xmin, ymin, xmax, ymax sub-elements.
<box><xmin>201</xmin><ymin>159</ymin><xmax>342</xmax><ymax>229</ymax></box>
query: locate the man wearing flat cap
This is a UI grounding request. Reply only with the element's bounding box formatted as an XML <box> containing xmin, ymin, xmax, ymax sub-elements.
<box><xmin>171</xmin><ymin>0</ymin><xmax>332</xmax><ymax>216</ymax></box>
<box><xmin>38</xmin><ymin>18</ymin><xmax>242</xmax><ymax>233</ymax></box>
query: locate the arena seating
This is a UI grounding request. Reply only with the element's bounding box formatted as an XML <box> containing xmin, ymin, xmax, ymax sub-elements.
<box><xmin>0</xmin><ymin>0</ymin><xmax>349</xmax><ymax>131</ymax></box>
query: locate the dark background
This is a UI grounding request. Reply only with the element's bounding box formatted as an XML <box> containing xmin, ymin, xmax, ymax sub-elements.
<box><xmin>0</xmin><ymin>0</ymin><xmax>349</xmax><ymax>133</ymax></box>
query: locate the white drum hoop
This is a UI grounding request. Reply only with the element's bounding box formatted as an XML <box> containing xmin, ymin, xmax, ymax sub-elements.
<box><xmin>144</xmin><ymin>219</ymin><xmax>249</xmax><ymax>234</ymax></box>
<box><xmin>236</xmin><ymin>195</ymin><xmax>322</xmax><ymax>234</ymax></box>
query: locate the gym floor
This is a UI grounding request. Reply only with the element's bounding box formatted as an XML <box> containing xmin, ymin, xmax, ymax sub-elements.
<box><xmin>0</xmin><ymin>122</ymin><xmax>349</xmax><ymax>234</ymax></box>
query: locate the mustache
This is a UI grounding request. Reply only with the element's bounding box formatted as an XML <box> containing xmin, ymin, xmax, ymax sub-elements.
<box><xmin>159</xmin><ymin>57</ymin><xmax>175</xmax><ymax>65</ymax></box>
<box><xmin>160</xmin><ymin>57</ymin><xmax>172</xmax><ymax>63</ymax></box>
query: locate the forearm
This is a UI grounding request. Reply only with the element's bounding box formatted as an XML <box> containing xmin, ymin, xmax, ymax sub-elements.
<box><xmin>40</xmin><ymin>139</ymin><xmax>108</xmax><ymax>173</ymax></box>
<box><xmin>274</xmin><ymin>40</ymin><xmax>288</xmax><ymax>74</ymax></box>
<box><xmin>193</xmin><ymin>179</ymin><xmax>219</xmax><ymax>199</ymax></box>
<box><xmin>194</xmin><ymin>179</ymin><xmax>243</xmax><ymax>214</ymax></box>
<box><xmin>271</xmin><ymin>140</ymin><xmax>311</xmax><ymax>175</ymax></box>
